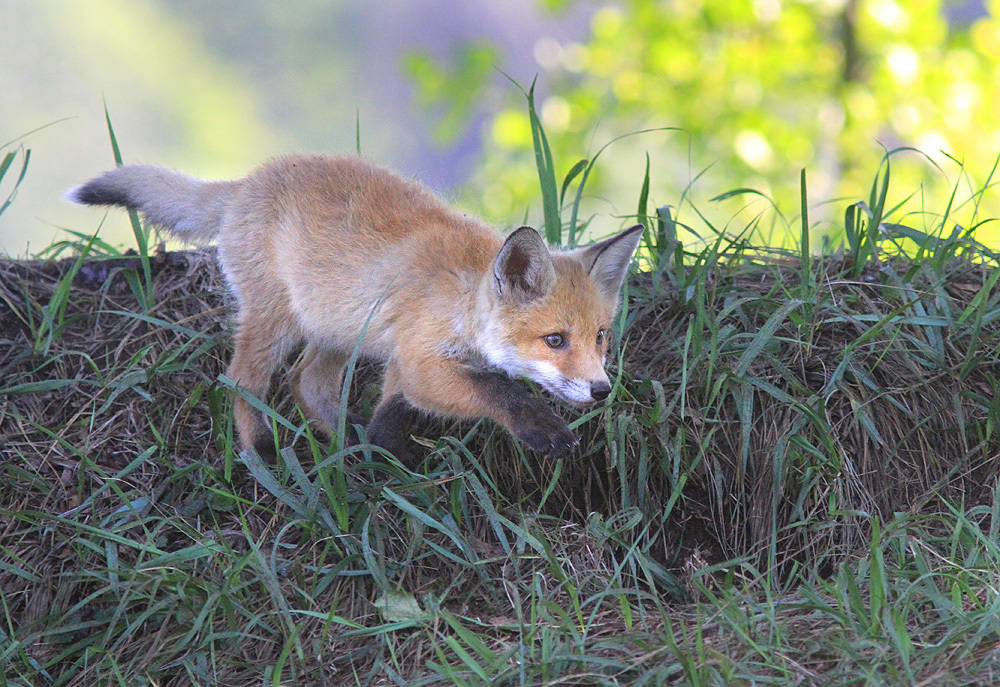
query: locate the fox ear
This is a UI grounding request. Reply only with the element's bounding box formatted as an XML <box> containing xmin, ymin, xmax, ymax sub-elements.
<box><xmin>578</xmin><ymin>224</ymin><xmax>643</xmax><ymax>299</ymax></box>
<box><xmin>494</xmin><ymin>226</ymin><xmax>556</xmax><ymax>303</ymax></box>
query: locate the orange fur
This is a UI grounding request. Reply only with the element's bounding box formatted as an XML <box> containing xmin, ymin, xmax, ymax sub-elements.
<box><xmin>70</xmin><ymin>155</ymin><xmax>643</xmax><ymax>459</ymax></box>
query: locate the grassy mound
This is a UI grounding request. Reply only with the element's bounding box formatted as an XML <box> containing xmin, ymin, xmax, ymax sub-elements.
<box><xmin>4</xmin><ymin>221</ymin><xmax>1000</xmax><ymax>684</ymax></box>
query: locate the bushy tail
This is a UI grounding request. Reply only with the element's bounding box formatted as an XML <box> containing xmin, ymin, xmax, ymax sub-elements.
<box><xmin>66</xmin><ymin>165</ymin><xmax>238</xmax><ymax>242</ymax></box>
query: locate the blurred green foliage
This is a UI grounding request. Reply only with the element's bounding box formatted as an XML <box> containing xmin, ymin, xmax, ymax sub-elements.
<box><xmin>406</xmin><ymin>43</ymin><xmax>499</xmax><ymax>144</ymax></box>
<box><xmin>419</xmin><ymin>0</ymin><xmax>1000</xmax><ymax>248</ymax></box>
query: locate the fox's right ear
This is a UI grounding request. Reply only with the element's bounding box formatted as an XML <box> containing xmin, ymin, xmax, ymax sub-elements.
<box><xmin>577</xmin><ymin>224</ymin><xmax>644</xmax><ymax>300</ymax></box>
<box><xmin>493</xmin><ymin>226</ymin><xmax>556</xmax><ymax>303</ymax></box>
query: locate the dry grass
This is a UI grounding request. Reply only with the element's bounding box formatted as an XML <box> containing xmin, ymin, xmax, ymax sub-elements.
<box><xmin>3</xmin><ymin>239</ymin><xmax>1000</xmax><ymax>685</ymax></box>
<box><xmin>627</xmin><ymin>253</ymin><xmax>1000</xmax><ymax>568</ymax></box>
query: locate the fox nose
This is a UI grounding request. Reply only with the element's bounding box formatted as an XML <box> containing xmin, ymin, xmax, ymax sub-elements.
<box><xmin>590</xmin><ymin>381</ymin><xmax>611</xmax><ymax>402</ymax></box>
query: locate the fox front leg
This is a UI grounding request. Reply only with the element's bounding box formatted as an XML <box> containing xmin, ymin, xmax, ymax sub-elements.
<box><xmin>366</xmin><ymin>392</ymin><xmax>421</xmax><ymax>467</ymax></box>
<box><xmin>370</xmin><ymin>356</ymin><xmax>578</xmax><ymax>460</ymax></box>
<box><xmin>461</xmin><ymin>367</ymin><xmax>578</xmax><ymax>456</ymax></box>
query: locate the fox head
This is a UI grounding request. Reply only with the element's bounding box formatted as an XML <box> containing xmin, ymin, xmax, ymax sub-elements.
<box><xmin>480</xmin><ymin>224</ymin><xmax>644</xmax><ymax>404</ymax></box>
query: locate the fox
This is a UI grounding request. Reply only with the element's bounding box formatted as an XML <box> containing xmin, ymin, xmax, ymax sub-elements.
<box><xmin>68</xmin><ymin>155</ymin><xmax>643</xmax><ymax>463</ymax></box>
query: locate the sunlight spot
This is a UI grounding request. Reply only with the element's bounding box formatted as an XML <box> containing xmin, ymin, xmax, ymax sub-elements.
<box><xmin>541</xmin><ymin>96</ymin><xmax>571</xmax><ymax>131</ymax></box>
<box><xmin>943</xmin><ymin>82</ymin><xmax>978</xmax><ymax>130</ymax></box>
<box><xmin>917</xmin><ymin>131</ymin><xmax>950</xmax><ymax>160</ymax></box>
<box><xmin>868</xmin><ymin>0</ymin><xmax>908</xmax><ymax>30</ymax></box>
<box><xmin>534</xmin><ymin>37</ymin><xmax>562</xmax><ymax>71</ymax></box>
<box><xmin>972</xmin><ymin>19</ymin><xmax>1000</xmax><ymax>59</ymax></box>
<box><xmin>735</xmin><ymin>130</ymin><xmax>774</xmax><ymax>170</ymax></box>
<box><xmin>753</xmin><ymin>0</ymin><xmax>781</xmax><ymax>22</ymax></box>
<box><xmin>887</xmin><ymin>45</ymin><xmax>919</xmax><ymax>86</ymax></box>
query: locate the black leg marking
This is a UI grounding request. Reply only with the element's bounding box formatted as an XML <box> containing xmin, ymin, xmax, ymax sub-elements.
<box><xmin>367</xmin><ymin>393</ymin><xmax>421</xmax><ymax>466</ymax></box>
<box><xmin>464</xmin><ymin>368</ymin><xmax>578</xmax><ymax>457</ymax></box>
<box><xmin>344</xmin><ymin>409</ymin><xmax>367</xmax><ymax>427</ymax></box>
<box><xmin>253</xmin><ymin>435</ymin><xmax>279</xmax><ymax>464</ymax></box>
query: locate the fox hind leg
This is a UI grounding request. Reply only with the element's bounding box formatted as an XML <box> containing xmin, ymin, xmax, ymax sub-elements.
<box><xmin>228</xmin><ymin>314</ymin><xmax>299</xmax><ymax>459</ymax></box>
<box><xmin>294</xmin><ymin>344</ymin><xmax>364</xmax><ymax>438</ymax></box>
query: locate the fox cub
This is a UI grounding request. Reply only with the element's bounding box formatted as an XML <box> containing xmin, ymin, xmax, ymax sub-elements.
<box><xmin>70</xmin><ymin>155</ymin><xmax>642</xmax><ymax>461</ymax></box>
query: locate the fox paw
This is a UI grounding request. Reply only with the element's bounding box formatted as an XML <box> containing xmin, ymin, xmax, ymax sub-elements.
<box><xmin>516</xmin><ymin>414</ymin><xmax>578</xmax><ymax>457</ymax></box>
<box><xmin>252</xmin><ymin>436</ymin><xmax>279</xmax><ymax>464</ymax></box>
<box><xmin>365</xmin><ymin>425</ymin><xmax>418</xmax><ymax>468</ymax></box>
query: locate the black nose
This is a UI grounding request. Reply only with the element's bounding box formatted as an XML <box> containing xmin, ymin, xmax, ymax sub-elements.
<box><xmin>591</xmin><ymin>381</ymin><xmax>611</xmax><ymax>401</ymax></box>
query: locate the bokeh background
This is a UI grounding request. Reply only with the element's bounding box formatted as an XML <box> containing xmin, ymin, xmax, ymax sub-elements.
<box><xmin>2</xmin><ymin>0</ymin><xmax>999</xmax><ymax>256</ymax></box>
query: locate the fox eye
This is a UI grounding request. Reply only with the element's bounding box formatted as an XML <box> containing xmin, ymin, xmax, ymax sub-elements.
<box><xmin>596</xmin><ymin>329</ymin><xmax>606</xmax><ymax>346</ymax></box>
<box><xmin>543</xmin><ymin>333</ymin><xmax>566</xmax><ymax>349</ymax></box>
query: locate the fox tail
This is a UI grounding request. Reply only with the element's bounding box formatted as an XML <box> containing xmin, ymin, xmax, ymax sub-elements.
<box><xmin>66</xmin><ymin>165</ymin><xmax>237</xmax><ymax>242</ymax></box>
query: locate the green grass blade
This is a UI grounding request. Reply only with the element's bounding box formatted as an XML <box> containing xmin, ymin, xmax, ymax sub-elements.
<box><xmin>560</xmin><ymin>158</ymin><xmax>588</xmax><ymax>209</ymax></box>
<box><xmin>0</xmin><ymin>149</ymin><xmax>30</xmax><ymax>218</ymax></box>
<box><xmin>104</xmin><ymin>102</ymin><xmax>153</xmax><ymax>310</ymax></box>
<box><xmin>526</xmin><ymin>79</ymin><xmax>561</xmax><ymax>245</ymax></box>
<box><xmin>0</xmin><ymin>151</ymin><xmax>16</xmax><ymax>184</ymax></box>
<box><xmin>638</xmin><ymin>152</ymin><xmax>654</xmax><ymax>257</ymax></box>
<box><xmin>734</xmin><ymin>299</ymin><xmax>804</xmax><ymax>377</ymax></box>
<box><xmin>799</xmin><ymin>168</ymin><xmax>811</xmax><ymax>282</ymax></box>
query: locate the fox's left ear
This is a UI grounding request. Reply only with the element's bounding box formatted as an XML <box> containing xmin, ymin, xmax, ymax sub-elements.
<box><xmin>578</xmin><ymin>224</ymin><xmax>644</xmax><ymax>299</ymax></box>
